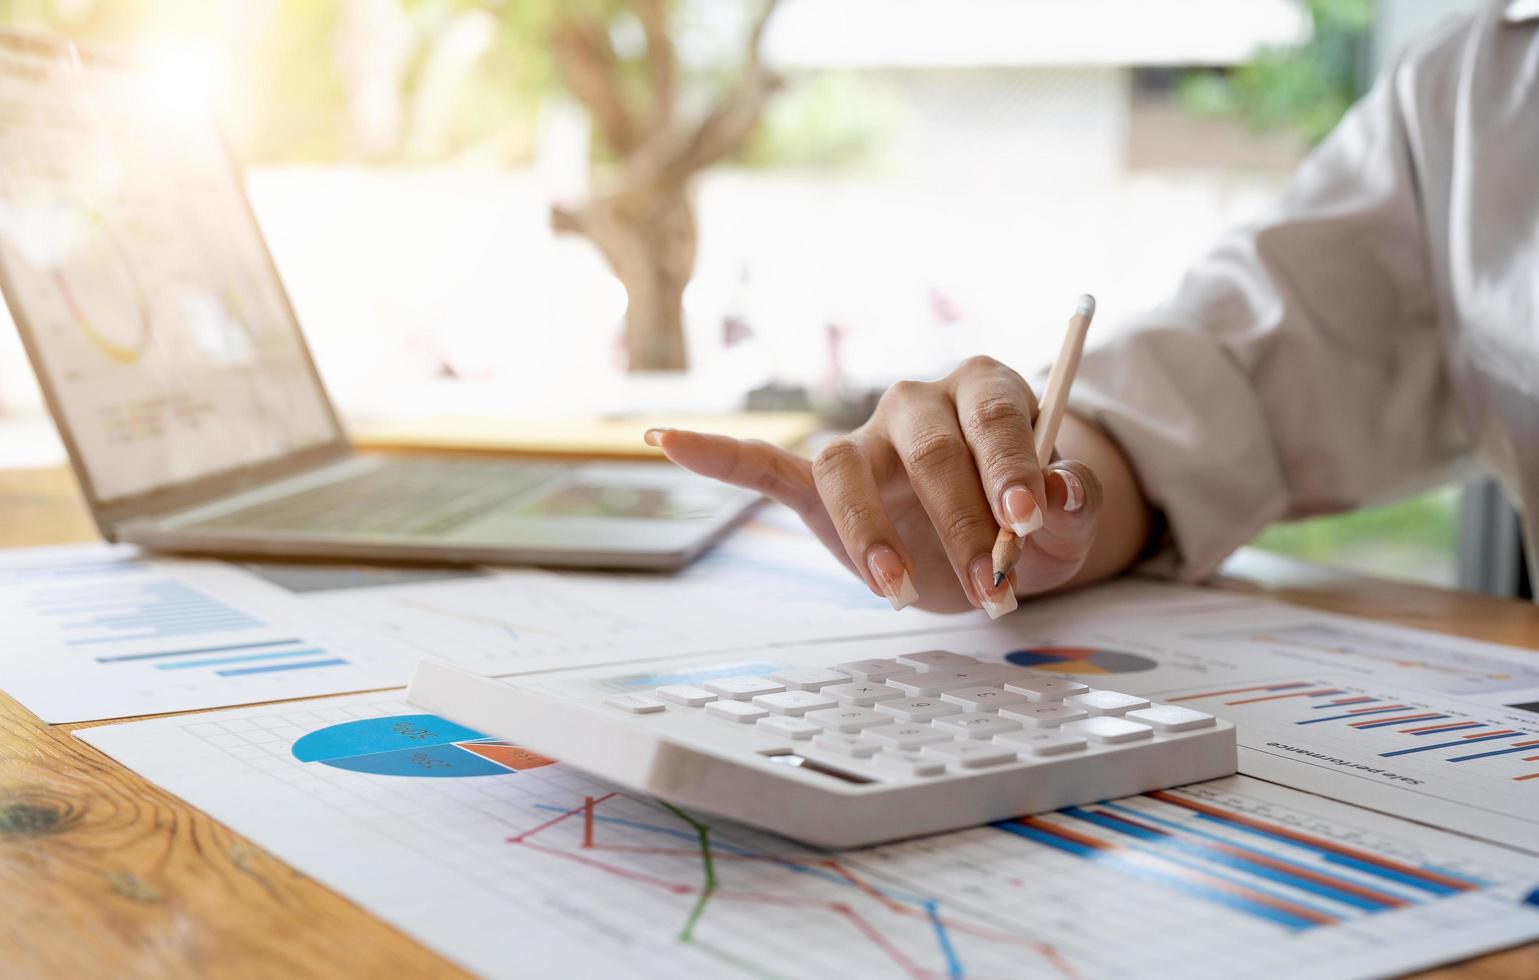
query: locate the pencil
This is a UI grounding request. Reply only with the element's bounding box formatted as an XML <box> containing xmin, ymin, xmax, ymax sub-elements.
<box><xmin>992</xmin><ymin>294</ymin><xmax>1096</xmax><ymax>587</ymax></box>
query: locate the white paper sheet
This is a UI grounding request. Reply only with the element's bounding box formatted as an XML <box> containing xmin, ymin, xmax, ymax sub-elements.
<box><xmin>79</xmin><ymin>694</ymin><xmax>1539</xmax><ymax>980</ymax></box>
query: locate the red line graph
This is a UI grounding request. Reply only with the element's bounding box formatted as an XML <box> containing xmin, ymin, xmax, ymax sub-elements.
<box><xmin>506</xmin><ymin>793</ymin><xmax>1077</xmax><ymax>979</ymax></box>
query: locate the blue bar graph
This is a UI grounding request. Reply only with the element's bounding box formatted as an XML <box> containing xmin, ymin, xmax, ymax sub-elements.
<box><xmin>1297</xmin><ymin>706</ymin><xmax>1413</xmax><ymax>724</ymax></box>
<box><xmin>97</xmin><ymin>639</ymin><xmax>306</xmax><ymax>663</ymax></box>
<box><xmin>157</xmin><ymin>649</ymin><xmax>325</xmax><ymax>671</ymax></box>
<box><xmin>1381</xmin><ymin>733</ymin><xmax>1525</xmax><ymax>757</ymax></box>
<box><xmin>216</xmin><ymin>658</ymin><xmax>348</xmax><ymax>677</ymax></box>
<box><xmin>1445</xmin><ymin>741</ymin><xmax>1539</xmax><ymax>763</ymax></box>
<box><xmin>1409</xmin><ymin>722</ymin><xmax>1482</xmax><ymax>735</ymax></box>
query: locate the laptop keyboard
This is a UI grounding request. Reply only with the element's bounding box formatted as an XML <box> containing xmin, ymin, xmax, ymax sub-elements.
<box><xmin>186</xmin><ymin>460</ymin><xmax>563</xmax><ymax>537</ymax></box>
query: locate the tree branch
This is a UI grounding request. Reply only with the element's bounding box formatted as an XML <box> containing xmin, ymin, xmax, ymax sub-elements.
<box><xmin>549</xmin><ymin>14</ymin><xmax>640</xmax><ymax>155</ymax></box>
<box><xmin>606</xmin><ymin>0</ymin><xmax>782</xmax><ymax>198</ymax></box>
<box><xmin>630</xmin><ymin>0</ymin><xmax>674</xmax><ymax>131</ymax></box>
<box><xmin>654</xmin><ymin>0</ymin><xmax>783</xmax><ymax>180</ymax></box>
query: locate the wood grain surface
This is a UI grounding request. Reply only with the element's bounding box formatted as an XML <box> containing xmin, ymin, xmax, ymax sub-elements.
<box><xmin>1</xmin><ymin>465</ymin><xmax>1534</xmax><ymax>978</ymax></box>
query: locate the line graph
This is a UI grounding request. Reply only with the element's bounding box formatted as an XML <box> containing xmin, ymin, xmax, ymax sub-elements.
<box><xmin>507</xmin><ymin>792</ymin><xmax>1072</xmax><ymax>980</ymax></box>
<box><xmin>52</xmin><ymin>205</ymin><xmax>154</xmax><ymax>364</ymax></box>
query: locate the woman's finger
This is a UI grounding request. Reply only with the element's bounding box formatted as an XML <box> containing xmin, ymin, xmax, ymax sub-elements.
<box><xmin>644</xmin><ymin>428</ymin><xmax>851</xmax><ymax>570</ymax></box>
<box><xmin>810</xmin><ymin>434</ymin><xmax>918</xmax><ymax>609</ymax></box>
<box><xmin>882</xmin><ymin>395</ymin><xmax>1014</xmax><ymax>615</ymax></box>
<box><xmin>1009</xmin><ymin>459</ymin><xmax>1103</xmax><ymax>594</ymax></box>
<box><xmin>951</xmin><ymin>357</ymin><xmax>1048</xmax><ymax>538</ymax></box>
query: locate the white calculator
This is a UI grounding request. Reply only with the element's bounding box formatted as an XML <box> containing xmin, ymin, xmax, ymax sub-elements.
<box><xmin>409</xmin><ymin>650</ymin><xmax>1236</xmax><ymax>848</ymax></box>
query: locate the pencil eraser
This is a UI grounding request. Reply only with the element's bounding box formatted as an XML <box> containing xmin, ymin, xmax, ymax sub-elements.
<box><xmin>1076</xmin><ymin>294</ymin><xmax>1096</xmax><ymax>317</ymax></box>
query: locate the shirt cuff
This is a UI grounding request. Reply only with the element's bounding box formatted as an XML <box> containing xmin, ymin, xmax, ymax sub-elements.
<box><xmin>1056</xmin><ymin>323</ymin><xmax>1292</xmax><ymax>581</ymax></box>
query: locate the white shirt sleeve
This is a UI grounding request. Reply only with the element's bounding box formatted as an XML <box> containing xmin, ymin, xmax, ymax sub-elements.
<box><xmin>1066</xmin><ymin>55</ymin><xmax>1475</xmax><ymax>581</ymax></box>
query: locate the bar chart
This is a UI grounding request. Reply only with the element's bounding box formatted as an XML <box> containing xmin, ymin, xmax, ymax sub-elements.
<box><xmin>1001</xmin><ymin>791</ymin><xmax>1480</xmax><ymax>932</ymax></box>
<box><xmin>0</xmin><ymin>545</ymin><xmax>419</xmax><ymax>721</ymax></box>
<box><xmin>1162</xmin><ymin>677</ymin><xmax>1539</xmax><ymax>847</ymax></box>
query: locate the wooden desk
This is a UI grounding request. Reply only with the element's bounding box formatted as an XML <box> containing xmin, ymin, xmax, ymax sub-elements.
<box><xmin>1</xmin><ymin>465</ymin><xmax>1535</xmax><ymax>978</ymax></box>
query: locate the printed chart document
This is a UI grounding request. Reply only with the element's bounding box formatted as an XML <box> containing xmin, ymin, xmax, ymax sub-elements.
<box><xmin>0</xmin><ymin>544</ymin><xmax>427</xmax><ymax>722</ymax></box>
<box><xmin>79</xmin><ymin>694</ymin><xmax>1539</xmax><ymax>980</ymax></box>
<box><xmin>952</xmin><ymin>594</ymin><xmax>1539</xmax><ymax>850</ymax></box>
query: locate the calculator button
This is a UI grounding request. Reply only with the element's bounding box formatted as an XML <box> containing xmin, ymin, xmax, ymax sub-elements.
<box><xmin>1002</xmin><ymin>676</ymin><xmax>1089</xmax><ymax>701</ymax></box>
<box><xmin>655</xmin><ymin>684</ymin><xmax>716</xmax><ymax>707</ymax></box>
<box><xmin>999</xmin><ymin>702</ymin><xmax>1088</xmax><ymax>728</ymax></box>
<box><xmin>604</xmin><ymin>693</ymin><xmax>666</xmax><ymax>714</ymax></box>
<box><xmin>994</xmin><ymin>729</ymin><xmax>1088</xmax><ymax>756</ymax></box>
<box><xmin>704</xmin><ymin>676</ymin><xmax>786</xmax><ymax>700</ymax></box>
<box><xmin>757</xmin><ymin>716</ymin><xmax>821</xmax><ymax>740</ymax></box>
<box><xmin>895</xmin><ymin>650</ymin><xmax>978</xmax><ymax>672</ymax></box>
<box><xmin>705</xmin><ymin>700</ymin><xmax>770</xmax><ymax>723</ymax></box>
<box><xmin>770</xmin><ymin>667</ymin><xmax>848</xmax><ymax>691</ymax></box>
<box><xmin>932</xmin><ymin>714</ymin><xmax>1023</xmax><ymax>739</ymax></box>
<box><xmin>753</xmin><ymin>690</ymin><xmax>838</xmax><ymax>716</ymax></box>
<box><xmin>1064</xmin><ymin>690</ymin><xmax>1151</xmax><ymax>716</ymax></box>
<box><xmin>1064</xmin><ymin>717</ymin><xmax>1153</xmax><ymax>744</ymax></box>
<box><xmin>1126</xmin><ymin>705</ymin><xmax>1216</xmax><ymax>732</ymax></box>
<box><xmin>833</xmin><ymin>659</ymin><xmax>909</xmax><ymax>681</ymax></box>
<box><xmin>805</xmin><ymin>706</ymin><xmax>891</xmax><ymax>733</ymax></box>
<box><xmin>922</xmin><ymin>740</ymin><xmax>1017</xmax><ymax>769</ymax></box>
<box><xmin>873</xmin><ymin>748</ymin><xmax>947</xmax><ymax>777</ymax></box>
<box><xmin>825</xmin><ymin>682</ymin><xmax>906</xmax><ymax>706</ymax></box>
<box><xmin>812</xmin><ymin>733</ymin><xmax>881</xmax><ymax>758</ymax></box>
<box><xmin>874</xmin><ymin>697</ymin><xmax>962</xmax><ymax>722</ymax></box>
<box><xmin>941</xmin><ymin>686</ymin><xmax>1029</xmax><ymax>712</ymax></box>
<box><xmin>863</xmin><ymin>723</ymin><xmax>952</xmax><ymax>749</ymax></box>
<box><xmin>886</xmin><ymin>665</ymin><xmax>1010</xmax><ymax>696</ymax></box>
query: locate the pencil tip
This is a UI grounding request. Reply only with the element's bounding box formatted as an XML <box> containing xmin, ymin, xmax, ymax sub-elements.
<box><xmin>992</xmin><ymin>571</ymin><xmax>1005</xmax><ymax>587</ymax></box>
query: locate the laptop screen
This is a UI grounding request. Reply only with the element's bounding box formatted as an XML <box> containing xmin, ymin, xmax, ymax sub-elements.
<box><xmin>0</xmin><ymin>35</ymin><xmax>342</xmax><ymax>505</ymax></box>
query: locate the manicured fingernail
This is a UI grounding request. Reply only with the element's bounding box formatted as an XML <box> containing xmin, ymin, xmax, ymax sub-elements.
<box><xmin>969</xmin><ymin>554</ymin><xmax>1017</xmax><ymax>619</ymax></box>
<box><xmin>1052</xmin><ymin>468</ymin><xmax>1084</xmax><ymax>513</ymax></box>
<box><xmin>867</xmin><ymin>546</ymin><xmax>918</xmax><ymax>611</ymax></box>
<box><xmin>643</xmin><ymin>427</ymin><xmax>672</xmax><ymax>448</ymax></box>
<box><xmin>1002</xmin><ymin>485</ymin><xmax>1044</xmax><ymax>537</ymax></box>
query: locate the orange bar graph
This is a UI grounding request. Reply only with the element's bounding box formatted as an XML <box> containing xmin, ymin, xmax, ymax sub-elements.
<box><xmin>456</xmin><ymin>741</ymin><xmax>556</xmax><ymax>772</ymax></box>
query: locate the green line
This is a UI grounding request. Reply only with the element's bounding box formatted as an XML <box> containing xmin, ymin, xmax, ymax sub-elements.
<box><xmin>657</xmin><ymin>800</ymin><xmax>718</xmax><ymax>942</ymax></box>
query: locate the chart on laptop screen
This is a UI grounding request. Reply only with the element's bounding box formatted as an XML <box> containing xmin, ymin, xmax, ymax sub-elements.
<box><xmin>0</xmin><ymin>38</ymin><xmax>338</xmax><ymax>502</ymax></box>
<box><xmin>79</xmin><ymin>695</ymin><xmax>1539</xmax><ymax>980</ymax></box>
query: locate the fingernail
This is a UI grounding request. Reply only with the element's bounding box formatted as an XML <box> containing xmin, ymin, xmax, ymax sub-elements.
<box><xmin>969</xmin><ymin>554</ymin><xmax>1017</xmax><ymax>620</ymax></box>
<box><xmin>643</xmin><ymin>427</ymin><xmax>672</xmax><ymax>448</ymax></box>
<box><xmin>1053</xmin><ymin>468</ymin><xmax>1085</xmax><ymax>513</ymax></box>
<box><xmin>1002</xmin><ymin>485</ymin><xmax>1044</xmax><ymax>537</ymax></box>
<box><xmin>867</xmin><ymin>546</ymin><xmax>918</xmax><ymax>611</ymax></box>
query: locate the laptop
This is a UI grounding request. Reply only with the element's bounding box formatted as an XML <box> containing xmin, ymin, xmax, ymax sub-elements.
<box><xmin>0</xmin><ymin>31</ymin><xmax>757</xmax><ymax>570</ymax></box>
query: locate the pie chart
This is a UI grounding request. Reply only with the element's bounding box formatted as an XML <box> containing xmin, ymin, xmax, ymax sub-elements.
<box><xmin>1004</xmin><ymin>646</ymin><xmax>1157</xmax><ymax>675</ymax></box>
<box><xmin>291</xmin><ymin>714</ymin><xmax>554</xmax><ymax>778</ymax></box>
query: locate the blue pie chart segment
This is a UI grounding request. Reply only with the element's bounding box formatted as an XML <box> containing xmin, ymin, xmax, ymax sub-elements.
<box><xmin>1004</xmin><ymin>646</ymin><xmax>1158</xmax><ymax>675</ymax></box>
<box><xmin>292</xmin><ymin>714</ymin><xmax>511</xmax><ymax>778</ymax></box>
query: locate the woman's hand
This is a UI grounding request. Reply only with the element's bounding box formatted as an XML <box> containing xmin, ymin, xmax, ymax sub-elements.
<box><xmin>646</xmin><ymin>356</ymin><xmax>1147</xmax><ymax>616</ymax></box>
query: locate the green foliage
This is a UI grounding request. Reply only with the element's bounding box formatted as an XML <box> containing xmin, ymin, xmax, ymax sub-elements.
<box><xmin>1178</xmin><ymin>0</ymin><xmax>1374</xmax><ymax>145</ymax></box>
<box><xmin>736</xmin><ymin>72</ymin><xmax>902</xmax><ymax>171</ymax></box>
<box><xmin>1252</xmin><ymin>487</ymin><xmax>1461</xmax><ymax>585</ymax></box>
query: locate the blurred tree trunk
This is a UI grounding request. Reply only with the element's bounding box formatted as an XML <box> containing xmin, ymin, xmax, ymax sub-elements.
<box><xmin>548</xmin><ymin>0</ymin><xmax>781</xmax><ymax>372</ymax></box>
